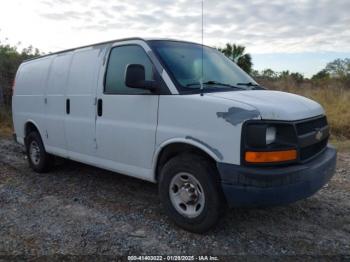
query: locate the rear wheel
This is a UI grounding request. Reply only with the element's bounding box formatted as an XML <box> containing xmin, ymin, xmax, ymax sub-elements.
<box><xmin>25</xmin><ymin>131</ymin><xmax>53</xmax><ymax>173</ymax></box>
<box><xmin>159</xmin><ymin>153</ymin><xmax>224</xmax><ymax>233</ymax></box>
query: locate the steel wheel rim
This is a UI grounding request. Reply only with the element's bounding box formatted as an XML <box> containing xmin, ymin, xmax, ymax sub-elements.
<box><xmin>29</xmin><ymin>141</ymin><xmax>40</xmax><ymax>165</ymax></box>
<box><xmin>169</xmin><ymin>172</ymin><xmax>205</xmax><ymax>218</ymax></box>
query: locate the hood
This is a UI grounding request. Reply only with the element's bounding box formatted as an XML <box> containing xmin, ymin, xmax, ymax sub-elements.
<box><xmin>208</xmin><ymin>90</ymin><xmax>324</xmax><ymax>121</ymax></box>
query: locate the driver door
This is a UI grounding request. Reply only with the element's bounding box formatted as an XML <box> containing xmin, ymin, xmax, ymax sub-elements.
<box><xmin>95</xmin><ymin>43</ymin><xmax>159</xmax><ymax>181</ymax></box>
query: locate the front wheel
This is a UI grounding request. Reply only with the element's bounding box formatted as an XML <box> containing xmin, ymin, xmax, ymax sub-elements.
<box><xmin>159</xmin><ymin>153</ymin><xmax>224</xmax><ymax>233</ymax></box>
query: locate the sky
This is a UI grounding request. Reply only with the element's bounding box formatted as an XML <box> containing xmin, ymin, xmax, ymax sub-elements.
<box><xmin>0</xmin><ymin>0</ymin><xmax>349</xmax><ymax>77</ymax></box>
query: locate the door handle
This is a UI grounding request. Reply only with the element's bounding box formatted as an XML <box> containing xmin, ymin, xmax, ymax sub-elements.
<box><xmin>97</xmin><ymin>98</ymin><xmax>103</xmax><ymax>117</ymax></box>
<box><xmin>66</xmin><ymin>98</ymin><xmax>70</xmax><ymax>114</ymax></box>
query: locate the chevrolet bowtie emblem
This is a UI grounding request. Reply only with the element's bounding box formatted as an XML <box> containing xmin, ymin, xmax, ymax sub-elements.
<box><xmin>315</xmin><ymin>130</ymin><xmax>323</xmax><ymax>141</ymax></box>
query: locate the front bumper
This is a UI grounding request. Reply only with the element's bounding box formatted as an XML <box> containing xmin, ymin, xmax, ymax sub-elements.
<box><xmin>217</xmin><ymin>145</ymin><xmax>337</xmax><ymax>207</ymax></box>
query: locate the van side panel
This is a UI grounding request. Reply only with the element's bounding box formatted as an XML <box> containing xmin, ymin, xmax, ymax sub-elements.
<box><xmin>64</xmin><ymin>47</ymin><xmax>101</xmax><ymax>159</ymax></box>
<box><xmin>44</xmin><ymin>53</ymin><xmax>73</xmax><ymax>157</ymax></box>
<box><xmin>12</xmin><ymin>57</ymin><xmax>54</xmax><ymax>143</ymax></box>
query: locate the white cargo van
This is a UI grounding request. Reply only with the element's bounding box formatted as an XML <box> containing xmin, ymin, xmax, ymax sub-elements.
<box><xmin>12</xmin><ymin>38</ymin><xmax>336</xmax><ymax>232</ymax></box>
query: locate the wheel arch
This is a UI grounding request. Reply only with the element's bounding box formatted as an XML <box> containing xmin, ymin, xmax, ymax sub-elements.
<box><xmin>153</xmin><ymin>138</ymin><xmax>221</xmax><ymax>182</ymax></box>
<box><xmin>24</xmin><ymin>120</ymin><xmax>43</xmax><ymax>145</ymax></box>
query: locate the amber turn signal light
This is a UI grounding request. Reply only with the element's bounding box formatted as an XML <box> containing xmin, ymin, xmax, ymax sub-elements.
<box><xmin>245</xmin><ymin>149</ymin><xmax>297</xmax><ymax>163</ymax></box>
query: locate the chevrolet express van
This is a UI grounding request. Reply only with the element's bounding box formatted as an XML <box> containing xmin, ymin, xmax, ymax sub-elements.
<box><xmin>12</xmin><ymin>38</ymin><xmax>336</xmax><ymax>233</ymax></box>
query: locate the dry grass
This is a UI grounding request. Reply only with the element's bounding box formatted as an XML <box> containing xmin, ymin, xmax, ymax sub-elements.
<box><xmin>0</xmin><ymin>107</ymin><xmax>13</xmax><ymax>138</ymax></box>
<box><xmin>259</xmin><ymin>78</ymin><xmax>350</xmax><ymax>141</ymax></box>
<box><xmin>330</xmin><ymin>139</ymin><xmax>350</xmax><ymax>152</ymax></box>
<box><xmin>271</xmin><ymin>85</ymin><xmax>350</xmax><ymax>151</ymax></box>
<box><xmin>286</xmin><ymin>87</ymin><xmax>349</xmax><ymax>139</ymax></box>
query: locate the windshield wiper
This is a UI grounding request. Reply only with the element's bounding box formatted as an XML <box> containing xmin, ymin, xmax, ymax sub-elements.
<box><xmin>187</xmin><ymin>81</ymin><xmax>245</xmax><ymax>90</ymax></box>
<box><xmin>236</xmin><ymin>82</ymin><xmax>265</xmax><ymax>90</ymax></box>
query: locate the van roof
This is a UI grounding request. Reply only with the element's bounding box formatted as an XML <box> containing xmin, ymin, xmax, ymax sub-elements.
<box><xmin>23</xmin><ymin>37</ymin><xmax>206</xmax><ymax>63</ymax></box>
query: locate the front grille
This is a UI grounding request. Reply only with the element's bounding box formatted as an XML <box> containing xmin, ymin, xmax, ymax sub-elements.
<box><xmin>300</xmin><ymin>138</ymin><xmax>328</xmax><ymax>161</ymax></box>
<box><xmin>297</xmin><ymin>116</ymin><xmax>329</xmax><ymax>162</ymax></box>
<box><xmin>296</xmin><ymin>116</ymin><xmax>328</xmax><ymax>136</ymax></box>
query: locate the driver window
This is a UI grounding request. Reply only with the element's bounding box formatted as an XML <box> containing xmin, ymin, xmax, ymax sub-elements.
<box><xmin>105</xmin><ymin>45</ymin><xmax>154</xmax><ymax>94</ymax></box>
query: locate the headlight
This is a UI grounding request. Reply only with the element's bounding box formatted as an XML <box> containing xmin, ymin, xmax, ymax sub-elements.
<box><xmin>266</xmin><ymin>126</ymin><xmax>276</xmax><ymax>145</ymax></box>
<box><xmin>245</xmin><ymin>124</ymin><xmax>275</xmax><ymax>147</ymax></box>
<box><xmin>243</xmin><ymin>121</ymin><xmax>298</xmax><ymax>165</ymax></box>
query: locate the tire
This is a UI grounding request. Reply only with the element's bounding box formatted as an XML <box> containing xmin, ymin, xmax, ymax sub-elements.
<box><xmin>25</xmin><ymin>131</ymin><xmax>53</xmax><ymax>173</ymax></box>
<box><xmin>159</xmin><ymin>153</ymin><xmax>224</xmax><ymax>233</ymax></box>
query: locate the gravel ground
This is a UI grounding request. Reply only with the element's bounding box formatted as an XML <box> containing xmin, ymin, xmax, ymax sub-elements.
<box><xmin>0</xmin><ymin>137</ymin><xmax>349</xmax><ymax>258</ymax></box>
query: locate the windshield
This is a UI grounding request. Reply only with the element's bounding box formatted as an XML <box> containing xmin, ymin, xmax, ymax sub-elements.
<box><xmin>149</xmin><ymin>40</ymin><xmax>258</xmax><ymax>92</ymax></box>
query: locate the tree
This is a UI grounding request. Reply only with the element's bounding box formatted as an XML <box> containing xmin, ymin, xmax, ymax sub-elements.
<box><xmin>218</xmin><ymin>43</ymin><xmax>253</xmax><ymax>74</ymax></box>
<box><xmin>250</xmin><ymin>69</ymin><xmax>260</xmax><ymax>78</ymax></box>
<box><xmin>311</xmin><ymin>69</ymin><xmax>330</xmax><ymax>81</ymax></box>
<box><xmin>260</xmin><ymin>68</ymin><xmax>277</xmax><ymax>80</ymax></box>
<box><xmin>279</xmin><ymin>70</ymin><xmax>290</xmax><ymax>79</ymax></box>
<box><xmin>290</xmin><ymin>72</ymin><xmax>304</xmax><ymax>83</ymax></box>
<box><xmin>324</xmin><ymin>58</ymin><xmax>350</xmax><ymax>80</ymax></box>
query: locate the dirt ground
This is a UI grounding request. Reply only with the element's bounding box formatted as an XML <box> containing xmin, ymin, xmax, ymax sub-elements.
<box><xmin>0</xmin><ymin>137</ymin><xmax>349</xmax><ymax>258</ymax></box>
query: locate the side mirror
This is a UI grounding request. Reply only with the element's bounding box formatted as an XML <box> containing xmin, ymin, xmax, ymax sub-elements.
<box><xmin>125</xmin><ymin>64</ymin><xmax>158</xmax><ymax>91</ymax></box>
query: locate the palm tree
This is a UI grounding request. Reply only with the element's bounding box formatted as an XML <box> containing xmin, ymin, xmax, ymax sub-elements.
<box><xmin>218</xmin><ymin>44</ymin><xmax>253</xmax><ymax>74</ymax></box>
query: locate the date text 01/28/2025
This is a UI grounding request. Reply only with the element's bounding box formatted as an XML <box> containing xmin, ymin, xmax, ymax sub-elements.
<box><xmin>127</xmin><ymin>255</ymin><xmax>219</xmax><ymax>261</ymax></box>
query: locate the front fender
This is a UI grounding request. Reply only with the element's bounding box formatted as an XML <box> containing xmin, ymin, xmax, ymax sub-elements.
<box><xmin>155</xmin><ymin>94</ymin><xmax>262</xmax><ymax>177</ymax></box>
